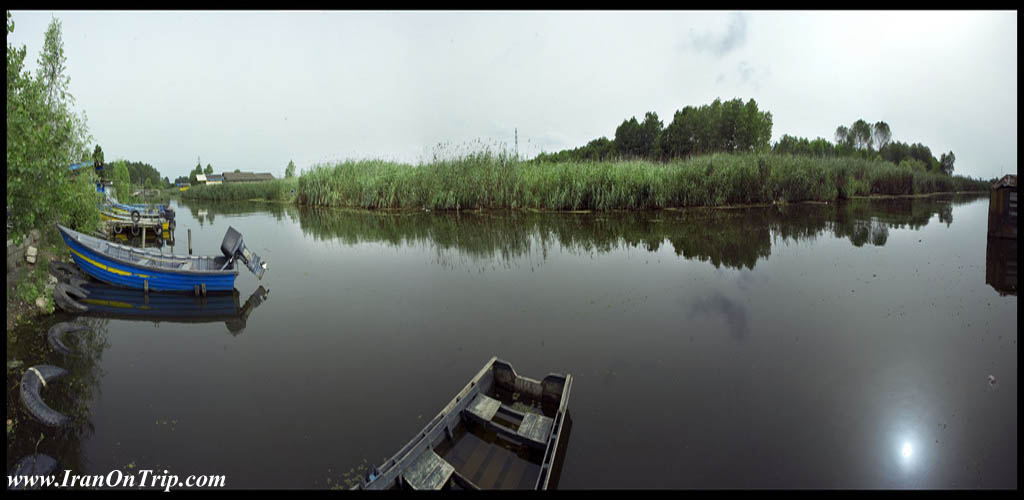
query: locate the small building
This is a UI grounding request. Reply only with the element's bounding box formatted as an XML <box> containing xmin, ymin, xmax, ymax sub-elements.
<box><xmin>988</xmin><ymin>174</ymin><xmax>1017</xmax><ymax>239</ymax></box>
<box><xmin>222</xmin><ymin>172</ymin><xmax>275</xmax><ymax>183</ymax></box>
<box><xmin>195</xmin><ymin>173</ymin><xmax>208</xmax><ymax>184</ymax></box>
<box><xmin>206</xmin><ymin>174</ymin><xmax>224</xmax><ymax>185</ymax></box>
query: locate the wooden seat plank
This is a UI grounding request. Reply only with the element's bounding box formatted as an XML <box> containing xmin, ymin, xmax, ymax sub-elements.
<box><xmin>466</xmin><ymin>393</ymin><xmax>501</xmax><ymax>422</ymax></box>
<box><xmin>402</xmin><ymin>449</ymin><xmax>454</xmax><ymax>490</ymax></box>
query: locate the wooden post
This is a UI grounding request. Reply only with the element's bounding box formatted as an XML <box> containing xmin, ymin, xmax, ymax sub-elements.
<box><xmin>142</xmin><ymin>226</ymin><xmax>146</xmax><ymax>248</ymax></box>
<box><xmin>188</xmin><ymin>229</ymin><xmax>192</xmax><ymax>255</ymax></box>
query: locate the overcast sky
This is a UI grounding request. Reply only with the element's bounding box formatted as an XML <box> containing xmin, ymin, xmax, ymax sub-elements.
<box><xmin>8</xmin><ymin>10</ymin><xmax>1017</xmax><ymax>180</ymax></box>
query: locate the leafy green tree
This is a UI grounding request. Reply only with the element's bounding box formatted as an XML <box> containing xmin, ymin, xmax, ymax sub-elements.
<box><xmin>6</xmin><ymin>12</ymin><xmax>99</xmax><ymax>241</ymax></box>
<box><xmin>872</xmin><ymin>121</ymin><xmax>891</xmax><ymax>152</ymax></box>
<box><xmin>939</xmin><ymin>151</ymin><xmax>955</xmax><ymax>176</ymax></box>
<box><xmin>849</xmin><ymin>119</ymin><xmax>873</xmax><ymax>151</ymax></box>
<box><xmin>110</xmin><ymin>160</ymin><xmax>131</xmax><ymax>202</ymax></box>
<box><xmin>285</xmin><ymin>159</ymin><xmax>296</xmax><ymax>178</ymax></box>
<box><xmin>93</xmin><ymin>144</ymin><xmax>104</xmax><ymax>165</ymax></box>
<box><xmin>205</xmin><ymin>164</ymin><xmax>213</xmax><ymax>176</ymax></box>
<box><xmin>614</xmin><ymin>116</ymin><xmax>644</xmax><ymax>158</ymax></box>
<box><xmin>639</xmin><ymin>112</ymin><xmax>663</xmax><ymax>158</ymax></box>
<box><xmin>834</xmin><ymin>126</ymin><xmax>851</xmax><ymax>148</ymax></box>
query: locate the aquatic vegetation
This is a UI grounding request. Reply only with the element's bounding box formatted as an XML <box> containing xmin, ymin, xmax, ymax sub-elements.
<box><xmin>180</xmin><ymin>178</ymin><xmax>299</xmax><ymax>202</ymax></box>
<box><xmin>297</xmin><ymin>153</ymin><xmax>990</xmax><ymax>211</ymax></box>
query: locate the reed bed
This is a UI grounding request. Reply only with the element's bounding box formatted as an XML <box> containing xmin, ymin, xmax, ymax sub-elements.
<box><xmin>181</xmin><ymin>178</ymin><xmax>299</xmax><ymax>202</ymax></box>
<box><xmin>297</xmin><ymin>153</ymin><xmax>990</xmax><ymax>211</ymax></box>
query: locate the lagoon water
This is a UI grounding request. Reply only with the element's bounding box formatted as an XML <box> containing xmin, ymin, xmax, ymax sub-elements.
<box><xmin>7</xmin><ymin>193</ymin><xmax>1016</xmax><ymax>489</ymax></box>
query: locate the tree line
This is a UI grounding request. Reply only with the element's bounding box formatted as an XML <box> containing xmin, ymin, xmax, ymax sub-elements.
<box><xmin>537</xmin><ymin>99</ymin><xmax>958</xmax><ymax>177</ymax></box>
<box><xmin>773</xmin><ymin>118</ymin><xmax>956</xmax><ymax>175</ymax></box>
<box><xmin>535</xmin><ymin>98</ymin><xmax>774</xmax><ymax>163</ymax></box>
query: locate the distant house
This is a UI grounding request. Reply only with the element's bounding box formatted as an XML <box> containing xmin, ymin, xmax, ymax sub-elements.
<box><xmin>206</xmin><ymin>174</ymin><xmax>224</xmax><ymax>185</ymax></box>
<box><xmin>988</xmin><ymin>174</ymin><xmax>1017</xmax><ymax>239</ymax></box>
<box><xmin>195</xmin><ymin>174</ymin><xmax>208</xmax><ymax>184</ymax></box>
<box><xmin>222</xmin><ymin>172</ymin><xmax>275</xmax><ymax>183</ymax></box>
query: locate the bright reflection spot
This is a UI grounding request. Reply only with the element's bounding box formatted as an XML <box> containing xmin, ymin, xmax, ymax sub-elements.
<box><xmin>901</xmin><ymin>442</ymin><xmax>913</xmax><ymax>459</ymax></box>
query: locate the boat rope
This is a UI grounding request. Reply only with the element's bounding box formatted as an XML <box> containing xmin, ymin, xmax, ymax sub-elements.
<box><xmin>28</xmin><ymin>367</ymin><xmax>47</xmax><ymax>387</ymax></box>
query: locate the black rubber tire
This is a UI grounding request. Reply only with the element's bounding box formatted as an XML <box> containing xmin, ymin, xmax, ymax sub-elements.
<box><xmin>53</xmin><ymin>282</ymin><xmax>89</xmax><ymax>314</ymax></box>
<box><xmin>131</xmin><ymin>224</ymin><xmax>140</xmax><ymax>236</ymax></box>
<box><xmin>19</xmin><ymin>365</ymin><xmax>69</xmax><ymax>428</ymax></box>
<box><xmin>131</xmin><ymin>210</ymin><xmax>141</xmax><ymax>223</ymax></box>
<box><xmin>8</xmin><ymin>454</ymin><xmax>59</xmax><ymax>487</ymax></box>
<box><xmin>114</xmin><ymin>223</ymin><xmax>123</xmax><ymax>234</ymax></box>
<box><xmin>48</xmin><ymin>260</ymin><xmax>84</xmax><ymax>282</ymax></box>
<box><xmin>47</xmin><ymin>322</ymin><xmax>90</xmax><ymax>355</ymax></box>
<box><xmin>66</xmin><ymin>276</ymin><xmax>90</xmax><ymax>290</ymax></box>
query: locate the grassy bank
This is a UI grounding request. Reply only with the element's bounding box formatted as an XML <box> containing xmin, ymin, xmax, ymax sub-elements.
<box><xmin>180</xmin><ymin>178</ymin><xmax>299</xmax><ymax>202</ymax></box>
<box><xmin>296</xmin><ymin>153</ymin><xmax>990</xmax><ymax>211</ymax></box>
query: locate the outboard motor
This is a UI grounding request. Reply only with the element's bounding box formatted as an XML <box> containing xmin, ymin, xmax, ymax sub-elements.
<box><xmin>221</xmin><ymin>226</ymin><xmax>268</xmax><ymax>279</ymax></box>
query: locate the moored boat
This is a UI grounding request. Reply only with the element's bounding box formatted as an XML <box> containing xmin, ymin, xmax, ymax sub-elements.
<box><xmin>57</xmin><ymin>224</ymin><xmax>267</xmax><ymax>294</ymax></box>
<box><xmin>357</xmin><ymin>357</ymin><xmax>572</xmax><ymax>490</ymax></box>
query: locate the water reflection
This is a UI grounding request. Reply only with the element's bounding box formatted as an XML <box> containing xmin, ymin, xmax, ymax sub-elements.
<box><xmin>295</xmin><ymin>194</ymin><xmax>984</xmax><ymax>271</ymax></box>
<box><xmin>77</xmin><ymin>283</ymin><xmax>271</xmax><ymax>336</ymax></box>
<box><xmin>687</xmin><ymin>293</ymin><xmax>749</xmax><ymax>339</ymax></box>
<box><xmin>176</xmin><ymin>198</ymin><xmax>298</xmax><ymax>226</ymax></box>
<box><xmin>985</xmin><ymin>237</ymin><xmax>1017</xmax><ymax>296</ymax></box>
<box><xmin>6</xmin><ymin>316</ymin><xmax>111</xmax><ymax>478</ymax></box>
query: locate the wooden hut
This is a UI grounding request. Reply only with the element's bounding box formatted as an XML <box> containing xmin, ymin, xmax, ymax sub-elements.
<box><xmin>988</xmin><ymin>174</ymin><xmax>1017</xmax><ymax>239</ymax></box>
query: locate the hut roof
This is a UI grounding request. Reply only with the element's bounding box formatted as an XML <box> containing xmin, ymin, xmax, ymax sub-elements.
<box><xmin>222</xmin><ymin>172</ymin><xmax>275</xmax><ymax>182</ymax></box>
<box><xmin>993</xmin><ymin>174</ymin><xmax>1017</xmax><ymax>189</ymax></box>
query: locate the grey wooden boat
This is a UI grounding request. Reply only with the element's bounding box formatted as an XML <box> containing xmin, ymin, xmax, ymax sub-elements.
<box><xmin>356</xmin><ymin>357</ymin><xmax>572</xmax><ymax>490</ymax></box>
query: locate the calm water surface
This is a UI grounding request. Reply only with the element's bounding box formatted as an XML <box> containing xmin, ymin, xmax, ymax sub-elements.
<box><xmin>7</xmin><ymin>193</ymin><xmax>1016</xmax><ymax>489</ymax></box>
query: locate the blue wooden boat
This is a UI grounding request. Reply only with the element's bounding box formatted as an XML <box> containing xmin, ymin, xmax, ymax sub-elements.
<box><xmin>101</xmin><ymin>191</ymin><xmax>175</xmax><ymax>223</ymax></box>
<box><xmin>57</xmin><ymin>224</ymin><xmax>266</xmax><ymax>294</ymax></box>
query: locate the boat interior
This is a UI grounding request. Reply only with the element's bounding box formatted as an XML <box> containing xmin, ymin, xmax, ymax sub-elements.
<box><xmin>364</xmin><ymin>358</ymin><xmax>572</xmax><ymax>490</ymax></box>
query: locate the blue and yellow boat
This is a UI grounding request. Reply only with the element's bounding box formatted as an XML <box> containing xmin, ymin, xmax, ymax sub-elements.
<box><xmin>57</xmin><ymin>224</ymin><xmax>267</xmax><ymax>294</ymax></box>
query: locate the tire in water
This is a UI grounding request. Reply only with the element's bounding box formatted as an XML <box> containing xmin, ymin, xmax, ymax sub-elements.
<box><xmin>19</xmin><ymin>365</ymin><xmax>69</xmax><ymax>428</ymax></box>
<box><xmin>47</xmin><ymin>322</ymin><xmax>91</xmax><ymax>355</ymax></box>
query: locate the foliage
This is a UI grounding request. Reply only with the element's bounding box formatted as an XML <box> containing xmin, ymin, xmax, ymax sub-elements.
<box><xmin>285</xmin><ymin>159</ymin><xmax>296</xmax><ymax>178</ymax></box>
<box><xmin>538</xmin><ymin>98</ymin><xmax>772</xmax><ymax>163</ymax></box>
<box><xmin>109</xmin><ymin>160</ymin><xmax>133</xmax><ymax>203</ymax></box>
<box><xmin>7</xmin><ymin>12</ymin><xmax>100</xmax><ymax>243</ymax></box>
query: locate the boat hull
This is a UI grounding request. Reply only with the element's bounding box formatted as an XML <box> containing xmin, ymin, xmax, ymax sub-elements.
<box><xmin>59</xmin><ymin>228</ymin><xmax>237</xmax><ymax>293</ymax></box>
